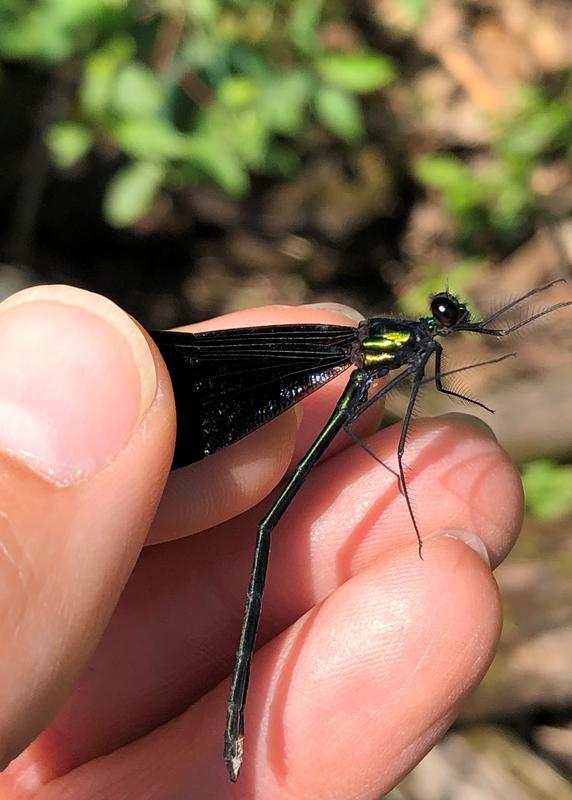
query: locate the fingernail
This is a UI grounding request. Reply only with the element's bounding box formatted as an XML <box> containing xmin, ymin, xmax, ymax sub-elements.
<box><xmin>441</xmin><ymin>529</ymin><xmax>491</xmax><ymax>567</ymax></box>
<box><xmin>438</xmin><ymin>412</ymin><xmax>497</xmax><ymax>441</ymax></box>
<box><xmin>303</xmin><ymin>302</ymin><xmax>364</xmax><ymax>324</ymax></box>
<box><xmin>0</xmin><ymin>285</ymin><xmax>157</xmax><ymax>484</ymax></box>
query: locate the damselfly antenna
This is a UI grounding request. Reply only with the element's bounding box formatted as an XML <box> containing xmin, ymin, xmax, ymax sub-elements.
<box><xmin>458</xmin><ymin>278</ymin><xmax>572</xmax><ymax>335</ymax></box>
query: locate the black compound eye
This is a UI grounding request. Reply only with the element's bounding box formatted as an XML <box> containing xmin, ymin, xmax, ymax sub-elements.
<box><xmin>430</xmin><ymin>294</ymin><xmax>461</xmax><ymax>327</ymax></box>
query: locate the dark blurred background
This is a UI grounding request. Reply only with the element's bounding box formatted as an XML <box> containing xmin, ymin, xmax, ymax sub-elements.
<box><xmin>1</xmin><ymin>1</ymin><xmax>572</xmax><ymax>796</ymax></box>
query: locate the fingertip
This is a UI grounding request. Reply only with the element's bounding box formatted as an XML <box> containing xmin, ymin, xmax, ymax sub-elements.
<box><xmin>0</xmin><ymin>286</ymin><xmax>174</xmax><ymax>769</ymax></box>
<box><xmin>180</xmin><ymin>303</ymin><xmax>361</xmax><ymax>333</ymax></box>
<box><xmin>432</xmin><ymin>528</ymin><xmax>491</xmax><ymax>567</ymax></box>
<box><xmin>437</xmin><ymin>412</ymin><xmax>497</xmax><ymax>442</ymax></box>
<box><xmin>428</xmin><ymin>415</ymin><xmax>524</xmax><ymax>566</ymax></box>
<box><xmin>0</xmin><ymin>285</ymin><xmax>158</xmax><ymax>484</ymax></box>
<box><xmin>225</xmin><ymin>533</ymin><xmax>501</xmax><ymax>795</ymax></box>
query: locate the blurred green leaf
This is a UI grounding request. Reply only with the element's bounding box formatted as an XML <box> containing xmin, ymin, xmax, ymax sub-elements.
<box><xmin>416</xmin><ymin>151</ymin><xmax>537</xmax><ymax>246</ymax></box>
<box><xmin>111</xmin><ymin>62</ymin><xmax>164</xmax><ymax>117</ymax></box>
<box><xmin>496</xmin><ymin>87</ymin><xmax>572</xmax><ymax>165</ymax></box>
<box><xmin>226</xmin><ymin>41</ymin><xmax>269</xmax><ymax>79</ymax></box>
<box><xmin>104</xmin><ymin>160</ymin><xmax>165</xmax><ymax>227</ymax></box>
<box><xmin>185</xmin><ymin>133</ymin><xmax>249</xmax><ymax>195</ymax></box>
<box><xmin>0</xmin><ymin>0</ymin><xmax>410</xmax><ymax>225</ymax></box>
<box><xmin>259</xmin><ymin>70</ymin><xmax>312</xmax><ymax>134</ymax></box>
<box><xmin>81</xmin><ymin>37</ymin><xmax>134</xmax><ymax>117</ymax></box>
<box><xmin>0</xmin><ymin>0</ymin><xmax>127</xmax><ymax>61</ymax></box>
<box><xmin>491</xmin><ymin>179</ymin><xmax>531</xmax><ymax>231</ymax></box>
<box><xmin>186</xmin><ymin>0</ymin><xmax>219</xmax><ymax>26</ymax></box>
<box><xmin>314</xmin><ymin>85</ymin><xmax>364</xmax><ymax>142</ymax></box>
<box><xmin>231</xmin><ymin>109</ymin><xmax>269</xmax><ymax>168</ymax></box>
<box><xmin>395</xmin><ymin>0</ymin><xmax>428</xmax><ymax>23</ymax></box>
<box><xmin>218</xmin><ymin>75</ymin><xmax>257</xmax><ymax>108</ymax></box>
<box><xmin>45</xmin><ymin>121</ymin><xmax>93</xmax><ymax>168</ymax></box>
<box><xmin>316</xmin><ymin>51</ymin><xmax>395</xmax><ymax>93</ymax></box>
<box><xmin>522</xmin><ymin>460</ymin><xmax>572</xmax><ymax>520</ymax></box>
<box><xmin>113</xmin><ymin>118</ymin><xmax>187</xmax><ymax>160</ymax></box>
<box><xmin>288</xmin><ymin>0</ymin><xmax>324</xmax><ymax>53</ymax></box>
<box><xmin>179</xmin><ymin>27</ymin><xmax>229</xmax><ymax>75</ymax></box>
<box><xmin>415</xmin><ymin>78</ymin><xmax>572</xmax><ymax>251</ymax></box>
<box><xmin>415</xmin><ymin>154</ymin><xmax>484</xmax><ymax>214</ymax></box>
<box><xmin>415</xmin><ymin>154</ymin><xmax>471</xmax><ymax>193</ymax></box>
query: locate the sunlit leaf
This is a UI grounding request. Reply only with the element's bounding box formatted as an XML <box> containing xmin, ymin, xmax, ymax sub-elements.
<box><xmin>259</xmin><ymin>70</ymin><xmax>311</xmax><ymax>134</ymax></box>
<box><xmin>395</xmin><ymin>0</ymin><xmax>428</xmax><ymax>24</ymax></box>
<box><xmin>288</xmin><ymin>0</ymin><xmax>324</xmax><ymax>53</ymax></box>
<box><xmin>314</xmin><ymin>85</ymin><xmax>364</xmax><ymax>142</ymax></box>
<box><xmin>186</xmin><ymin>0</ymin><xmax>219</xmax><ymax>25</ymax></box>
<box><xmin>523</xmin><ymin>460</ymin><xmax>572</xmax><ymax>520</ymax></box>
<box><xmin>218</xmin><ymin>76</ymin><xmax>257</xmax><ymax>108</ymax></box>
<box><xmin>185</xmin><ymin>134</ymin><xmax>249</xmax><ymax>195</ymax></box>
<box><xmin>104</xmin><ymin>160</ymin><xmax>165</xmax><ymax>227</ymax></box>
<box><xmin>113</xmin><ymin>118</ymin><xmax>187</xmax><ymax>160</ymax></box>
<box><xmin>81</xmin><ymin>37</ymin><xmax>134</xmax><ymax>116</ymax></box>
<box><xmin>231</xmin><ymin>109</ymin><xmax>269</xmax><ymax>168</ymax></box>
<box><xmin>0</xmin><ymin>0</ymin><xmax>127</xmax><ymax>61</ymax></box>
<box><xmin>415</xmin><ymin>154</ymin><xmax>489</xmax><ymax>215</ymax></box>
<box><xmin>415</xmin><ymin>154</ymin><xmax>470</xmax><ymax>190</ymax></box>
<box><xmin>111</xmin><ymin>62</ymin><xmax>164</xmax><ymax>117</ymax></box>
<box><xmin>45</xmin><ymin>121</ymin><xmax>93</xmax><ymax>168</ymax></box>
<box><xmin>317</xmin><ymin>51</ymin><xmax>395</xmax><ymax>93</ymax></box>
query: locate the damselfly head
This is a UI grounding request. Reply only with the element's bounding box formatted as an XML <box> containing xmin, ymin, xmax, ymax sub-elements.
<box><xmin>430</xmin><ymin>292</ymin><xmax>470</xmax><ymax>330</ymax></box>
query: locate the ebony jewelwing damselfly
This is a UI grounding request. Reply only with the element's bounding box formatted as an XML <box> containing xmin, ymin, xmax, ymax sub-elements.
<box><xmin>149</xmin><ymin>278</ymin><xmax>571</xmax><ymax>781</ymax></box>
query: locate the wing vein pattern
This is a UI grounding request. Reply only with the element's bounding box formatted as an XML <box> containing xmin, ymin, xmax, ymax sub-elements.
<box><xmin>150</xmin><ymin>324</ymin><xmax>357</xmax><ymax>466</ymax></box>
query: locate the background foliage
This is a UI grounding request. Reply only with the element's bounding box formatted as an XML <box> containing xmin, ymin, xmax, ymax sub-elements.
<box><xmin>1</xmin><ymin>0</ymin><xmax>396</xmax><ymax>225</ymax></box>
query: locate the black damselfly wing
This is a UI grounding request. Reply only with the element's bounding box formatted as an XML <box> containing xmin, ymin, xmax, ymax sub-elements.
<box><xmin>150</xmin><ymin>324</ymin><xmax>357</xmax><ymax>467</ymax></box>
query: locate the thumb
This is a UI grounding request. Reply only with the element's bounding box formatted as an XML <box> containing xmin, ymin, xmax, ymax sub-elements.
<box><xmin>0</xmin><ymin>285</ymin><xmax>174</xmax><ymax>768</ymax></box>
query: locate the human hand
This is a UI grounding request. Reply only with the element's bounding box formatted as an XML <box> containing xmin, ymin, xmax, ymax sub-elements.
<box><xmin>0</xmin><ymin>285</ymin><xmax>523</xmax><ymax>799</ymax></box>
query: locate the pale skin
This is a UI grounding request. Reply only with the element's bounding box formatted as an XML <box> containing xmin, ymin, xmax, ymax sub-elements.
<box><xmin>0</xmin><ymin>285</ymin><xmax>523</xmax><ymax>799</ymax></box>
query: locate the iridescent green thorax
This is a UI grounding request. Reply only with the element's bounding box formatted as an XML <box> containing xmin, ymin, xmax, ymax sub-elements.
<box><xmin>362</xmin><ymin>329</ymin><xmax>412</xmax><ymax>368</ymax></box>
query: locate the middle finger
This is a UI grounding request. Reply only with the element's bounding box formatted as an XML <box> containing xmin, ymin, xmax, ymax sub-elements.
<box><xmin>23</xmin><ymin>416</ymin><xmax>521</xmax><ymax>775</ymax></box>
